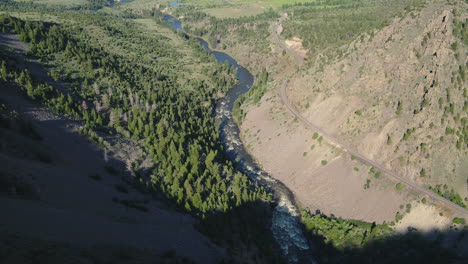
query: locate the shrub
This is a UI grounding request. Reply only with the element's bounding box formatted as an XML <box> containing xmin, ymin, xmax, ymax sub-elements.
<box><xmin>89</xmin><ymin>173</ymin><xmax>102</xmax><ymax>181</ymax></box>
<box><xmin>321</xmin><ymin>160</ymin><xmax>328</xmax><ymax>166</ymax></box>
<box><xmin>115</xmin><ymin>184</ymin><xmax>128</xmax><ymax>194</ymax></box>
<box><xmin>312</xmin><ymin>132</ymin><xmax>319</xmax><ymax>139</ymax></box>
<box><xmin>395</xmin><ymin>211</ymin><xmax>403</xmax><ymax>222</ymax></box>
<box><xmin>452</xmin><ymin>217</ymin><xmax>465</xmax><ymax>225</ymax></box>
<box><xmin>419</xmin><ymin>168</ymin><xmax>426</xmax><ymax>177</ymax></box>
<box><xmin>386</xmin><ymin>135</ymin><xmax>392</xmax><ymax>145</ymax></box>
<box><xmin>396</xmin><ymin>101</ymin><xmax>403</xmax><ymax>115</ymax></box>
<box><xmin>405</xmin><ymin>203</ymin><xmax>411</xmax><ymax>213</ymax></box>
<box><xmin>395</xmin><ymin>183</ymin><xmax>404</xmax><ymax>190</ymax></box>
<box><xmin>105</xmin><ymin>165</ymin><xmax>119</xmax><ymax>175</ymax></box>
<box><xmin>363</xmin><ymin>179</ymin><xmax>371</xmax><ymax>189</ymax></box>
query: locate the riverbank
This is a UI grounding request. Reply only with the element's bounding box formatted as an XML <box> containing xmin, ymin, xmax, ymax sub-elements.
<box><xmin>162</xmin><ymin>14</ymin><xmax>316</xmax><ymax>263</ymax></box>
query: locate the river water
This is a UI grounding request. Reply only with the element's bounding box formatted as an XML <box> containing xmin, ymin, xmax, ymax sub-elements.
<box><xmin>163</xmin><ymin>15</ymin><xmax>315</xmax><ymax>263</ymax></box>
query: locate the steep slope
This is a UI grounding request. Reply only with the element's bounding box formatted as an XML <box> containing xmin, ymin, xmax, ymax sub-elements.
<box><xmin>240</xmin><ymin>0</ymin><xmax>467</xmax><ymax>229</ymax></box>
<box><xmin>289</xmin><ymin>0</ymin><xmax>467</xmax><ymax>203</ymax></box>
<box><xmin>0</xmin><ymin>35</ymin><xmax>223</xmax><ymax>264</ymax></box>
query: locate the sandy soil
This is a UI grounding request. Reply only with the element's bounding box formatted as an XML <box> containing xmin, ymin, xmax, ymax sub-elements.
<box><xmin>241</xmin><ymin>90</ymin><xmax>408</xmax><ymax>223</ymax></box>
<box><xmin>285</xmin><ymin>37</ymin><xmax>308</xmax><ymax>58</ymax></box>
<box><xmin>394</xmin><ymin>202</ymin><xmax>451</xmax><ymax>233</ymax></box>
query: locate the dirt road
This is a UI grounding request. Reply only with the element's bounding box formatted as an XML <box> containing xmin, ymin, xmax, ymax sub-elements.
<box><xmin>273</xmin><ymin>16</ymin><xmax>468</xmax><ymax>216</ymax></box>
<box><xmin>273</xmin><ymin>14</ymin><xmax>304</xmax><ymax>65</ymax></box>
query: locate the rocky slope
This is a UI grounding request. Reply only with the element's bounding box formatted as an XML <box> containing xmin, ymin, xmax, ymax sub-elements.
<box><xmin>240</xmin><ymin>0</ymin><xmax>467</xmax><ymax>229</ymax></box>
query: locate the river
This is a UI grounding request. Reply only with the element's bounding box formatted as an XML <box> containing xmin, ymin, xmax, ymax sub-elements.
<box><xmin>163</xmin><ymin>15</ymin><xmax>316</xmax><ymax>264</ymax></box>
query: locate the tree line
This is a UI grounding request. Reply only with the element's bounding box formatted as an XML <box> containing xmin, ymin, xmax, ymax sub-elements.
<box><xmin>0</xmin><ymin>14</ymin><xmax>270</xmax><ymax>216</ymax></box>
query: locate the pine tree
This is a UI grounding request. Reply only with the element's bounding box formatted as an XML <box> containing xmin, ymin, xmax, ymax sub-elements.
<box><xmin>1</xmin><ymin>60</ymin><xmax>7</xmax><ymax>81</ymax></box>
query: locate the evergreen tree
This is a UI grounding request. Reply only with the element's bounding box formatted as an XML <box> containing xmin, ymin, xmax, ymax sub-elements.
<box><xmin>1</xmin><ymin>60</ymin><xmax>6</xmax><ymax>81</ymax></box>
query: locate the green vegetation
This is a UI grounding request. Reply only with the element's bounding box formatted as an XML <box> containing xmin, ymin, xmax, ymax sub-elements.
<box><xmin>174</xmin><ymin>6</ymin><xmax>278</xmax><ymax>54</ymax></box>
<box><xmin>301</xmin><ymin>209</ymin><xmax>464</xmax><ymax>264</ymax></box>
<box><xmin>0</xmin><ymin>8</ymin><xmax>281</xmax><ymax>262</ymax></box>
<box><xmin>395</xmin><ymin>211</ymin><xmax>404</xmax><ymax>222</ymax></box>
<box><xmin>429</xmin><ymin>184</ymin><xmax>466</xmax><ymax>208</ymax></box>
<box><xmin>452</xmin><ymin>217</ymin><xmax>465</xmax><ymax>225</ymax></box>
<box><xmin>233</xmin><ymin>68</ymin><xmax>269</xmax><ymax>123</ymax></box>
<box><xmin>281</xmin><ymin>0</ymin><xmax>426</xmax><ymax>58</ymax></box>
<box><xmin>419</xmin><ymin>168</ymin><xmax>426</xmax><ymax>177</ymax></box>
<box><xmin>0</xmin><ymin>14</ymin><xmax>269</xmax><ymax>215</ymax></box>
<box><xmin>363</xmin><ymin>179</ymin><xmax>370</xmax><ymax>189</ymax></box>
<box><xmin>301</xmin><ymin>210</ymin><xmax>392</xmax><ymax>250</ymax></box>
<box><xmin>318</xmin><ymin>135</ymin><xmax>323</xmax><ymax>143</ymax></box>
<box><xmin>238</xmin><ymin>0</ymin><xmax>318</xmax><ymax>9</ymax></box>
<box><xmin>405</xmin><ymin>203</ymin><xmax>412</xmax><ymax>213</ymax></box>
<box><xmin>374</xmin><ymin>171</ymin><xmax>381</xmax><ymax>179</ymax></box>
<box><xmin>396</xmin><ymin>101</ymin><xmax>403</xmax><ymax>115</ymax></box>
<box><xmin>453</xmin><ymin>18</ymin><xmax>467</xmax><ymax>46</ymax></box>
<box><xmin>2</xmin><ymin>1</ymin><xmax>467</xmax><ymax>263</ymax></box>
<box><xmin>402</xmin><ymin>128</ymin><xmax>416</xmax><ymax>141</ymax></box>
<box><xmin>312</xmin><ymin>132</ymin><xmax>319</xmax><ymax>139</ymax></box>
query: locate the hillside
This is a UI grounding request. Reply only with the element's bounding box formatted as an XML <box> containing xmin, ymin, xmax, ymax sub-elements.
<box><xmin>0</xmin><ymin>1</ymin><xmax>283</xmax><ymax>263</ymax></box>
<box><xmin>240</xmin><ymin>0</ymin><xmax>467</xmax><ymax>229</ymax></box>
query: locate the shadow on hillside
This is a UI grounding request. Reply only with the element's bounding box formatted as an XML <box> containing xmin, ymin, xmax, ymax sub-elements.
<box><xmin>300</xmin><ymin>212</ymin><xmax>467</xmax><ymax>264</ymax></box>
<box><xmin>196</xmin><ymin>200</ymin><xmax>288</xmax><ymax>264</ymax></box>
<box><xmin>196</xmin><ymin>201</ymin><xmax>467</xmax><ymax>264</ymax></box>
<box><xmin>0</xmin><ymin>231</ymin><xmax>196</xmax><ymax>264</ymax></box>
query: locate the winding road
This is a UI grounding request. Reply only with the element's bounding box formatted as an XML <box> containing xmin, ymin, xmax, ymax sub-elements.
<box><xmin>273</xmin><ymin>16</ymin><xmax>468</xmax><ymax>216</ymax></box>
<box><xmin>273</xmin><ymin>13</ymin><xmax>305</xmax><ymax>65</ymax></box>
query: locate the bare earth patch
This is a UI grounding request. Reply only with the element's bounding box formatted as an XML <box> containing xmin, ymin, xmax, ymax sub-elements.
<box><xmin>241</xmin><ymin>90</ymin><xmax>408</xmax><ymax>223</ymax></box>
<box><xmin>285</xmin><ymin>37</ymin><xmax>308</xmax><ymax>58</ymax></box>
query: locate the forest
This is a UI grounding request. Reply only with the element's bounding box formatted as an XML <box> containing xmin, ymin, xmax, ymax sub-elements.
<box><xmin>0</xmin><ymin>13</ymin><xmax>272</xmax><ymax>215</ymax></box>
<box><xmin>0</xmin><ymin>9</ymin><xmax>290</xmax><ymax>261</ymax></box>
<box><xmin>170</xmin><ymin>5</ymin><xmax>278</xmax><ymax>54</ymax></box>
